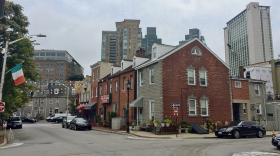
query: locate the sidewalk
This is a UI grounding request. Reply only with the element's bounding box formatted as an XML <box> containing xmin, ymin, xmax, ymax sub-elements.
<box><xmin>91</xmin><ymin>126</ymin><xmax>275</xmax><ymax>139</ymax></box>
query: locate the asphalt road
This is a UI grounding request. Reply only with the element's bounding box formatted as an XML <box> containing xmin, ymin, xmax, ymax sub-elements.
<box><xmin>0</xmin><ymin>122</ymin><xmax>279</xmax><ymax>156</ymax></box>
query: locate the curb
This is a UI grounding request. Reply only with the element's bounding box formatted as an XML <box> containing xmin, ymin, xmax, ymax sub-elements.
<box><xmin>91</xmin><ymin>128</ymin><xmax>274</xmax><ymax>139</ymax></box>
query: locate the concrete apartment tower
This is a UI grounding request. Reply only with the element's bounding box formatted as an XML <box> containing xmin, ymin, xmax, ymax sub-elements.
<box><xmin>224</xmin><ymin>2</ymin><xmax>274</xmax><ymax>76</ymax></box>
<box><xmin>142</xmin><ymin>27</ymin><xmax>162</xmax><ymax>56</ymax></box>
<box><xmin>101</xmin><ymin>19</ymin><xmax>142</xmax><ymax>65</ymax></box>
<box><xmin>179</xmin><ymin>28</ymin><xmax>205</xmax><ymax>45</ymax></box>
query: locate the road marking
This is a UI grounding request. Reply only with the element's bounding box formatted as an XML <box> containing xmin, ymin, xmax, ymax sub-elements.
<box><xmin>0</xmin><ymin>143</ymin><xmax>23</xmax><ymax>149</ymax></box>
<box><xmin>127</xmin><ymin>137</ymin><xmax>184</xmax><ymax>141</ymax></box>
<box><xmin>232</xmin><ymin>152</ymin><xmax>279</xmax><ymax>156</ymax></box>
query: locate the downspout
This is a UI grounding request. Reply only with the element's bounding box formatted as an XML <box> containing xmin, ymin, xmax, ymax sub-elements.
<box><xmin>229</xmin><ymin>77</ymin><xmax>233</xmax><ymax>121</ymax></box>
<box><xmin>263</xmin><ymin>82</ymin><xmax>267</xmax><ymax>127</ymax></box>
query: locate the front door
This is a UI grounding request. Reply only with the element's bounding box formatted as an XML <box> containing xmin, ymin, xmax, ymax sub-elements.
<box><xmin>55</xmin><ymin>109</ymin><xmax>58</xmax><ymax>113</ymax></box>
<box><xmin>233</xmin><ymin>103</ymin><xmax>240</xmax><ymax>121</ymax></box>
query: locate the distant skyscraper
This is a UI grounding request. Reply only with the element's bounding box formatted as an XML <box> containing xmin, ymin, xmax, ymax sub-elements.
<box><xmin>142</xmin><ymin>27</ymin><xmax>162</xmax><ymax>56</ymax></box>
<box><xmin>224</xmin><ymin>2</ymin><xmax>274</xmax><ymax>76</ymax></box>
<box><xmin>101</xmin><ymin>19</ymin><xmax>142</xmax><ymax>65</ymax></box>
<box><xmin>179</xmin><ymin>28</ymin><xmax>205</xmax><ymax>45</ymax></box>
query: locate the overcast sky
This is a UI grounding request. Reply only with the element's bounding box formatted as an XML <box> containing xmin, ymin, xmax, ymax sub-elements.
<box><xmin>11</xmin><ymin>0</ymin><xmax>280</xmax><ymax>76</ymax></box>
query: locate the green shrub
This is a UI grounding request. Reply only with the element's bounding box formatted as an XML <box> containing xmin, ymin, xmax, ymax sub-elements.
<box><xmin>153</xmin><ymin>119</ymin><xmax>159</xmax><ymax>123</ymax></box>
<box><xmin>180</xmin><ymin>120</ymin><xmax>187</xmax><ymax>124</ymax></box>
<box><xmin>216</xmin><ymin>121</ymin><xmax>223</xmax><ymax>127</ymax></box>
<box><xmin>187</xmin><ymin>125</ymin><xmax>192</xmax><ymax>132</ymax></box>
<box><xmin>148</xmin><ymin>119</ymin><xmax>153</xmax><ymax>123</ymax></box>
<box><xmin>95</xmin><ymin>115</ymin><xmax>101</xmax><ymax>123</ymax></box>
<box><xmin>209</xmin><ymin>125</ymin><xmax>214</xmax><ymax>130</ymax></box>
<box><xmin>103</xmin><ymin>120</ymin><xmax>107</xmax><ymax>123</ymax></box>
<box><xmin>164</xmin><ymin>119</ymin><xmax>172</xmax><ymax>123</ymax></box>
<box><xmin>39</xmin><ymin>116</ymin><xmax>44</xmax><ymax>120</ymax></box>
<box><xmin>172</xmin><ymin>121</ymin><xmax>177</xmax><ymax>123</ymax></box>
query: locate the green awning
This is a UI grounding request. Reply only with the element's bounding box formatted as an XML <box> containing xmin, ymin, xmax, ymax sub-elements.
<box><xmin>129</xmin><ymin>97</ymin><xmax>143</xmax><ymax>107</ymax></box>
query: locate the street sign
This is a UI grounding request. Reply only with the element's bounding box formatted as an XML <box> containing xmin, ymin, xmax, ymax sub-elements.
<box><xmin>172</xmin><ymin>103</ymin><xmax>180</xmax><ymax>107</ymax></box>
<box><xmin>174</xmin><ymin>107</ymin><xmax>178</xmax><ymax>116</ymax></box>
<box><xmin>0</xmin><ymin>102</ymin><xmax>5</xmax><ymax>112</ymax></box>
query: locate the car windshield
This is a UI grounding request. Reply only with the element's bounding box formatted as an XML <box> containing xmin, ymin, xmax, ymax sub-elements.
<box><xmin>76</xmin><ymin>118</ymin><xmax>88</xmax><ymax>123</ymax></box>
<box><xmin>50</xmin><ymin>114</ymin><xmax>55</xmax><ymax>117</ymax></box>
<box><xmin>226</xmin><ymin>121</ymin><xmax>242</xmax><ymax>126</ymax></box>
<box><xmin>10</xmin><ymin>117</ymin><xmax>20</xmax><ymax>121</ymax></box>
<box><xmin>67</xmin><ymin>116</ymin><xmax>75</xmax><ymax>120</ymax></box>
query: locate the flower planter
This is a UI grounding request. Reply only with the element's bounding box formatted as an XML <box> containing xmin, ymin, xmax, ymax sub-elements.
<box><xmin>154</xmin><ymin>123</ymin><xmax>158</xmax><ymax>127</ymax></box>
<box><xmin>147</xmin><ymin>123</ymin><xmax>154</xmax><ymax>126</ymax></box>
<box><xmin>166</xmin><ymin>123</ymin><xmax>170</xmax><ymax>127</ymax></box>
<box><xmin>161</xmin><ymin>123</ymin><xmax>165</xmax><ymax>127</ymax></box>
<box><xmin>182</xmin><ymin>124</ymin><xmax>187</xmax><ymax>128</ymax></box>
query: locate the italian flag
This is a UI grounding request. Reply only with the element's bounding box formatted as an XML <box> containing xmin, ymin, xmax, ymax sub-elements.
<box><xmin>11</xmin><ymin>64</ymin><xmax>25</xmax><ymax>86</ymax></box>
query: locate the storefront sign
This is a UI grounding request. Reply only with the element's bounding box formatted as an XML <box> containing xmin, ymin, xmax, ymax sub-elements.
<box><xmin>101</xmin><ymin>93</ymin><xmax>111</xmax><ymax>103</ymax></box>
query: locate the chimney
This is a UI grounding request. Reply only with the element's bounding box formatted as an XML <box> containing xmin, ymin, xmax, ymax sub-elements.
<box><xmin>239</xmin><ymin>66</ymin><xmax>244</xmax><ymax>78</ymax></box>
<box><xmin>136</xmin><ymin>48</ymin><xmax>146</xmax><ymax>57</ymax></box>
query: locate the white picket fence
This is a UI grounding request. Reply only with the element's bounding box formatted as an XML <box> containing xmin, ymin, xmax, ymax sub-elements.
<box><xmin>260</xmin><ymin>121</ymin><xmax>278</xmax><ymax>131</ymax></box>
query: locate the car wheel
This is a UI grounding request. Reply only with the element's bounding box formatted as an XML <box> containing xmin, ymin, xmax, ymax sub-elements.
<box><xmin>257</xmin><ymin>130</ymin><xmax>263</xmax><ymax>138</ymax></box>
<box><xmin>19</xmin><ymin>126</ymin><xmax>22</xmax><ymax>129</ymax></box>
<box><xmin>217</xmin><ymin>135</ymin><xmax>223</xmax><ymax>138</ymax></box>
<box><xmin>75</xmin><ymin>125</ymin><xmax>78</xmax><ymax>131</ymax></box>
<box><xmin>62</xmin><ymin>124</ymin><xmax>64</xmax><ymax>128</ymax></box>
<box><xmin>233</xmin><ymin>130</ymin><xmax>240</xmax><ymax>139</ymax></box>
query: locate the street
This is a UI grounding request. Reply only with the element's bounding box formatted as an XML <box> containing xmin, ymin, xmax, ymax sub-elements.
<box><xmin>0</xmin><ymin>122</ymin><xmax>279</xmax><ymax>156</ymax></box>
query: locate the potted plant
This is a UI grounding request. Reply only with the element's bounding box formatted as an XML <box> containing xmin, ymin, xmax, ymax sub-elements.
<box><xmin>209</xmin><ymin>125</ymin><xmax>214</xmax><ymax>133</ymax></box>
<box><xmin>172</xmin><ymin>121</ymin><xmax>177</xmax><ymax>127</ymax></box>
<box><xmin>103</xmin><ymin>120</ymin><xmax>107</xmax><ymax>127</ymax></box>
<box><xmin>155</xmin><ymin>124</ymin><xmax>161</xmax><ymax>135</ymax></box>
<box><xmin>180</xmin><ymin>120</ymin><xmax>188</xmax><ymax>128</ymax></box>
<box><xmin>153</xmin><ymin>119</ymin><xmax>159</xmax><ymax>127</ymax></box>
<box><xmin>187</xmin><ymin>125</ymin><xmax>192</xmax><ymax>133</ymax></box>
<box><xmin>164</xmin><ymin>119</ymin><xmax>172</xmax><ymax>127</ymax></box>
<box><xmin>147</xmin><ymin>119</ymin><xmax>153</xmax><ymax>126</ymax></box>
<box><xmin>178</xmin><ymin>123</ymin><xmax>181</xmax><ymax>129</ymax></box>
<box><xmin>161</xmin><ymin>120</ymin><xmax>165</xmax><ymax>127</ymax></box>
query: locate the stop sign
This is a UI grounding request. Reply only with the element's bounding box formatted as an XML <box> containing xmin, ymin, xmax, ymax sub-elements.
<box><xmin>174</xmin><ymin>107</ymin><xmax>178</xmax><ymax>116</ymax></box>
<box><xmin>0</xmin><ymin>102</ymin><xmax>5</xmax><ymax>112</ymax></box>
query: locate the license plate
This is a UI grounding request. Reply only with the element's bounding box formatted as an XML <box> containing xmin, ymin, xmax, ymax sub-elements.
<box><xmin>218</xmin><ymin>132</ymin><xmax>222</xmax><ymax>134</ymax></box>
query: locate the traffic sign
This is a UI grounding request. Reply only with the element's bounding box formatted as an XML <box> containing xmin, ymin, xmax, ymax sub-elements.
<box><xmin>174</xmin><ymin>107</ymin><xmax>178</xmax><ymax>116</ymax></box>
<box><xmin>0</xmin><ymin>102</ymin><xmax>5</xmax><ymax>112</ymax></box>
<box><xmin>172</xmin><ymin>103</ymin><xmax>180</xmax><ymax>107</ymax></box>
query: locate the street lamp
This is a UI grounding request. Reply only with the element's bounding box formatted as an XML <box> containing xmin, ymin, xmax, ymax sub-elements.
<box><xmin>126</xmin><ymin>80</ymin><xmax>131</xmax><ymax>133</ymax></box>
<box><xmin>0</xmin><ymin>34</ymin><xmax>47</xmax><ymax>102</ymax></box>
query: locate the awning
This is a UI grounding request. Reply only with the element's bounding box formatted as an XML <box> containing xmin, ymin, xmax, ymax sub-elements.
<box><xmin>129</xmin><ymin>97</ymin><xmax>143</xmax><ymax>107</ymax></box>
<box><xmin>84</xmin><ymin>102</ymin><xmax>97</xmax><ymax>110</ymax></box>
<box><xmin>76</xmin><ymin>104</ymin><xmax>85</xmax><ymax>110</ymax></box>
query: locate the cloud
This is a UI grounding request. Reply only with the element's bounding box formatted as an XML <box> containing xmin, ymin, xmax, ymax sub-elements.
<box><xmin>12</xmin><ymin>0</ymin><xmax>280</xmax><ymax>75</ymax></box>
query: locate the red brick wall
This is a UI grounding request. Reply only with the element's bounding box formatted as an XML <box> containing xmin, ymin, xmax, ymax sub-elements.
<box><xmin>90</xmin><ymin>67</ymin><xmax>100</xmax><ymax>103</ymax></box>
<box><xmin>162</xmin><ymin>40</ymin><xmax>232</xmax><ymax>124</ymax></box>
<box><xmin>231</xmin><ymin>80</ymin><xmax>250</xmax><ymax>100</ymax></box>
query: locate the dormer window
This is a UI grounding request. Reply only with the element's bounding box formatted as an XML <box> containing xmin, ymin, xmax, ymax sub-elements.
<box><xmin>54</xmin><ymin>88</ymin><xmax>59</xmax><ymax>94</ymax></box>
<box><xmin>153</xmin><ymin>47</ymin><xmax>157</xmax><ymax>59</ymax></box>
<box><xmin>133</xmin><ymin>57</ymin><xmax>136</xmax><ymax>67</ymax></box>
<box><xmin>191</xmin><ymin>47</ymin><xmax>202</xmax><ymax>56</ymax></box>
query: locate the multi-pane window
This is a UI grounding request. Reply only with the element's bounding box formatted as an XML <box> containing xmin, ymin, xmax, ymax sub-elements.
<box><xmin>97</xmin><ymin>69</ymin><xmax>99</xmax><ymax>80</ymax></box>
<box><xmin>257</xmin><ymin>104</ymin><xmax>262</xmax><ymax>114</ymax></box>
<box><xmin>153</xmin><ymin>47</ymin><xmax>157</xmax><ymax>59</ymax></box>
<box><xmin>110</xmin><ymin>83</ymin><xmax>112</xmax><ymax>93</ymax></box>
<box><xmin>100</xmin><ymin>86</ymin><xmax>102</xmax><ymax>95</ymax></box>
<box><xmin>255</xmin><ymin>84</ymin><xmax>260</xmax><ymax>95</ymax></box>
<box><xmin>140</xmin><ymin>72</ymin><xmax>143</xmax><ymax>86</ymax></box>
<box><xmin>54</xmin><ymin>88</ymin><xmax>59</xmax><ymax>94</ymax></box>
<box><xmin>113</xmin><ymin>103</ymin><xmax>118</xmax><ymax>113</ymax></box>
<box><xmin>187</xmin><ymin>69</ymin><xmax>195</xmax><ymax>85</ymax></box>
<box><xmin>243</xmin><ymin>104</ymin><xmax>246</xmax><ymax>114</ymax></box>
<box><xmin>235</xmin><ymin>81</ymin><xmax>241</xmax><ymax>88</ymax></box>
<box><xmin>199</xmin><ymin>70</ymin><xmax>207</xmax><ymax>86</ymax></box>
<box><xmin>150</xmin><ymin>68</ymin><xmax>154</xmax><ymax>84</ymax></box>
<box><xmin>189</xmin><ymin>99</ymin><xmax>196</xmax><ymax>115</ymax></box>
<box><xmin>149</xmin><ymin>100</ymin><xmax>154</xmax><ymax>120</ymax></box>
<box><xmin>200</xmin><ymin>100</ymin><xmax>208</xmax><ymax>116</ymax></box>
<box><xmin>91</xmin><ymin>88</ymin><xmax>94</xmax><ymax>97</ymax></box>
<box><xmin>130</xmin><ymin>75</ymin><xmax>133</xmax><ymax>89</ymax></box>
<box><xmin>56</xmin><ymin>99</ymin><xmax>59</xmax><ymax>104</ymax></box>
<box><xmin>49</xmin><ymin>98</ymin><xmax>53</xmax><ymax>104</ymax></box>
<box><xmin>123</xmin><ymin>77</ymin><xmax>126</xmax><ymax>90</ymax></box>
<box><xmin>95</xmin><ymin>87</ymin><xmax>98</xmax><ymax>97</ymax></box>
<box><xmin>92</xmin><ymin>71</ymin><xmax>95</xmax><ymax>82</ymax></box>
<box><xmin>115</xmin><ymin>81</ymin><xmax>118</xmax><ymax>92</ymax></box>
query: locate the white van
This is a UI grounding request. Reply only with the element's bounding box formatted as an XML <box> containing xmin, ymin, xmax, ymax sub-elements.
<box><xmin>47</xmin><ymin>113</ymin><xmax>69</xmax><ymax>122</ymax></box>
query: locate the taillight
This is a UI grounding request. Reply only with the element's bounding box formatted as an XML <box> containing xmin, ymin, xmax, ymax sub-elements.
<box><xmin>263</xmin><ymin>126</ymin><xmax>265</xmax><ymax>129</ymax></box>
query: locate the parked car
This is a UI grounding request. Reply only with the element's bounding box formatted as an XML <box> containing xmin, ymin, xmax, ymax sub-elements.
<box><xmin>6</xmin><ymin>116</ymin><xmax>22</xmax><ymax>129</ymax></box>
<box><xmin>272</xmin><ymin>133</ymin><xmax>280</xmax><ymax>149</ymax></box>
<box><xmin>52</xmin><ymin>116</ymin><xmax>64</xmax><ymax>123</ymax></box>
<box><xmin>49</xmin><ymin>114</ymin><xmax>67</xmax><ymax>122</ymax></box>
<box><xmin>62</xmin><ymin>116</ymin><xmax>76</xmax><ymax>128</ymax></box>
<box><xmin>69</xmin><ymin>118</ymin><xmax>91</xmax><ymax>131</ymax></box>
<box><xmin>21</xmin><ymin>116</ymin><xmax>36</xmax><ymax>123</ymax></box>
<box><xmin>46</xmin><ymin>114</ymin><xmax>55</xmax><ymax>122</ymax></box>
<box><xmin>215</xmin><ymin>121</ymin><xmax>266</xmax><ymax>139</ymax></box>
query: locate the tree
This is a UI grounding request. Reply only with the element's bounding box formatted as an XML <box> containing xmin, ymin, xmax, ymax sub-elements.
<box><xmin>68</xmin><ymin>75</ymin><xmax>84</xmax><ymax>81</ymax></box>
<box><xmin>0</xmin><ymin>1</ymin><xmax>40</xmax><ymax>118</ymax></box>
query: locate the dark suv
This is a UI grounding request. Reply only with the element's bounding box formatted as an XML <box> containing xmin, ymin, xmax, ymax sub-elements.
<box><xmin>6</xmin><ymin>116</ymin><xmax>22</xmax><ymax>129</ymax></box>
<box><xmin>215</xmin><ymin>121</ymin><xmax>266</xmax><ymax>139</ymax></box>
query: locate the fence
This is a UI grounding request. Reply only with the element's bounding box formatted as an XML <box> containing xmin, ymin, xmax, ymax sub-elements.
<box><xmin>260</xmin><ymin>121</ymin><xmax>278</xmax><ymax>131</ymax></box>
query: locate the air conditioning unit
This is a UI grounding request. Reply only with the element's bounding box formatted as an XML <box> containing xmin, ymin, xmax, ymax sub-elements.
<box><xmin>251</xmin><ymin>105</ymin><xmax>255</xmax><ymax>110</ymax></box>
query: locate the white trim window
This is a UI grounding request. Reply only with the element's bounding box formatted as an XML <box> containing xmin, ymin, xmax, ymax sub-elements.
<box><xmin>199</xmin><ymin>70</ymin><xmax>207</xmax><ymax>86</ymax></box>
<box><xmin>140</xmin><ymin>72</ymin><xmax>143</xmax><ymax>87</ymax></box>
<box><xmin>257</xmin><ymin>104</ymin><xmax>262</xmax><ymax>114</ymax></box>
<box><xmin>149</xmin><ymin>100</ymin><xmax>155</xmax><ymax>119</ymax></box>
<box><xmin>153</xmin><ymin>47</ymin><xmax>157</xmax><ymax>59</ymax></box>
<box><xmin>96</xmin><ymin>69</ymin><xmax>99</xmax><ymax>80</ymax></box>
<box><xmin>150</xmin><ymin>68</ymin><xmax>154</xmax><ymax>84</ymax></box>
<box><xmin>187</xmin><ymin>69</ymin><xmax>195</xmax><ymax>85</ymax></box>
<box><xmin>49</xmin><ymin>98</ymin><xmax>53</xmax><ymax>104</ymax></box>
<box><xmin>130</xmin><ymin>75</ymin><xmax>133</xmax><ymax>89</ymax></box>
<box><xmin>189</xmin><ymin>99</ymin><xmax>197</xmax><ymax>115</ymax></box>
<box><xmin>91</xmin><ymin>88</ymin><xmax>94</xmax><ymax>98</ymax></box>
<box><xmin>200</xmin><ymin>100</ymin><xmax>208</xmax><ymax>116</ymax></box>
<box><xmin>95</xmin><ymin>87</ymin><xmax>98</xmax><ymax>97</ymax></box>
<box><xmin>100</xmin><ymin>86</ymin><xmax>102</xmax><ymax>95</ymax></box>
<box><xmin>110</xmin><ymin>83</ymin><xmax>112</xmax><ymax>93</ymax></box>
<box><xmin>56</xmin><ymin>99</ymin><xmax>59</xmax><ymax>104</ymax></box>
<box><xmin>235</xmin><ymin>81</ymin><xmax>241</xmax><ymax>88</ymax></box>
<box><xmin>243</xmin><ymin>104</ymin><xmax>246</xmax><ymax>114</ymax></box>
<box><xmin>92</xmin><ymin>71</ymin><xmax>95</xmax><ymax>82</ymax></box>
<box><xmin>54</xmin><ymin>88</ymin><xmax>59</xmax><ymax>94</ymax></box>
<box><xmin>113</xmin><ymin>103</ymin><xmax>118</xmax><ymax>113</ymax></box>
<box><xmin>123</xmin><ymin>77</ymin><xmax>126</xmax><ymax>90</ymax></box>
<box><xmin>72</xmin><ymin>89</ymin><xmax>76</xmax><ymax>95</ymax></box>
<box><xmin>255</xmin><ymin>84</ymin><xmax>260</xmax><ymax>95</ymax></box>
<box><xmin>116</xmin><ymin>81</ymin><xmax>118</xmax><ymax>92</ymax></box>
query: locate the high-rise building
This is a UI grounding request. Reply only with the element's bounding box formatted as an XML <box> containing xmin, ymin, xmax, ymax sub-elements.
<box><xmin>101</xmin><ymin>19</ymin><xmax>142</xmax><ymax>65</ymax></box>
<box><xmin>34</xmin><ymin>49</ymin><xmax>84</xmax><ymax>83</ymax></box>
<box><xmin>179</xmin><ymin>28</ymin><xmax>205</xmax><ymax>45</ymax></box>
<box><xmin>142</xmin><ymin>27</ymin><xmax>162</xmax><ymax>56</ymax></box>
<box><xmin>224</xmin><ymin>2</ymin><xmax>274</xmax><ymax>76</ymax></box>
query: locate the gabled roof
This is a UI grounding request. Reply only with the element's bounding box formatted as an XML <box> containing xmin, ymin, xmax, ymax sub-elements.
<box><xmin>99</xmin><ymin>65</ymin><xmax>135</xmax><ymax>82</ymax></box>
<box><xmin>231</xmin><ymin>77</ymin><xmax>266</xmax><ymax>83</ymax></box>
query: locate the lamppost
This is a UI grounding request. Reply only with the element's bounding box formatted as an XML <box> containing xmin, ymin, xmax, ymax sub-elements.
<box><xmin>0</xmin><ymin>34</ymin><xmax>46</xmax><ymax>102</ymax></box>
<box><xmin>126</xmin><ymin>80</ymin><xmax>131</xmax><ymax>133</ymax></box>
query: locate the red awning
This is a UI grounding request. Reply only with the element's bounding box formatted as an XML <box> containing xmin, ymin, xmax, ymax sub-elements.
<box><xmin>76</xmin><ymin>104</ymin><xmax>85</xmax><ymax>110</ymax></box>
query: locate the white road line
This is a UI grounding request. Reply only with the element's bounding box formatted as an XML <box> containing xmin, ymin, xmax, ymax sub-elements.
<box><xmin>232</xmin><ymin>152</ymin><xmax>279</xmax><ymax>156</ymax></box>
<box><xmin>127</xmin><ymin>137</ymin><xmax>184</xmax><ymax>141</ymax></box>
<box><xmin>0</xmin><ymin>143</ymin><xmax>24</xmax><ymax>149</ymax></box>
